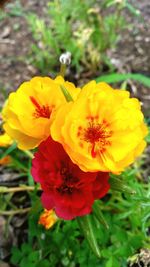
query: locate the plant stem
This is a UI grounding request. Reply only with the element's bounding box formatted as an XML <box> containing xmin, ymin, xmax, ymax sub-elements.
<box><xmin>114</xmin><ymin>3</ymin><xmax>123</xmax><ymax>33</ymax></box>
<box><xmin>59</xmin><ymin>63</ymin><xmax>66</xmax><ymax>77</ymax></box>
<box><xmin>24</xmin><ymin>150</ymin><xmax>34</xmax><ymax>159</ymax></box>
<box><xmin>0</xmin><ymin>185</ymin><xmax>41</xmax><ymax>193</ymax></box>
<box><xmin>0</xmin><ymin>207</ymin><xmax>31</xmax><ymax>215</ymax></box>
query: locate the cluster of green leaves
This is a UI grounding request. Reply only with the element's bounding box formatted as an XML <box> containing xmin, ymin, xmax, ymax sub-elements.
<box><xmin>10</xmin><ymin>164</ymin><xmax>150</xmax><ymax>267</ymax></box>
<box><xmin>26</xmin><ymin>0</ymin><xmax>139</xmax><ymax>75</ymax></box>
<box><xmin>0</xmin><ymin>0</ymin><xmax>23</xmax><ymax>20</ymax></box>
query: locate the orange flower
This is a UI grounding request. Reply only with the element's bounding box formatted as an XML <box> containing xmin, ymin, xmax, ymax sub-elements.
<box><xmin>0</xmin><ymin>155</ymin><xmax>11</xmax><ymax>165</ymax></box>
<box><xmin>51</xmin><ymin>81</ymin><xmax>148</xmax><ymax>173</ymax></box>
<box><xmin>2</xmin><ymin>76</ymin><xmax>80</xmax><ymax>150</ymax></box>
<box><xmin>38</xmin><ymin>209</ymin><xmax>58</xmax><ymax>229</ymax></box>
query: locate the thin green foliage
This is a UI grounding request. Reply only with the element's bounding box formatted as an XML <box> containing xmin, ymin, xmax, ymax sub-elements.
<box><xmin>25</xmin><ymin>0</ymin><xmax>136</xmax><ymax>74</ymax></box>
<box><xmin>0</xmin><ymin>0</ymin><xmax>23</xmax><ymax>19</ymax></box>
<box><xmin>96</xmin><ymin>73</ymin><xmax>150</xmax><ymax>87</ymax></box>
<box><xmin>0</xmin><ymin>143</ymin><xmax>17</xmax><ymax>160</ymax></box>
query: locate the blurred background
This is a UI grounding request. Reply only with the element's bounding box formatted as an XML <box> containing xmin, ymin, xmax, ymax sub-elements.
<box><xmin>0</xmin><ymin>1</ymin><xmax>150</xmax><ymax>267</ymax></box>
<box><xmin>0</xmin><ymin>0</ymin><xmax>150</xmax><ymax>114</ymax></box>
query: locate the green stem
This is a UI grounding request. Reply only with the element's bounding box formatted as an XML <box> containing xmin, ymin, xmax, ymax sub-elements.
<box><xmin>59</xmin><ymin>63</ymin><xmax>67</xmax><ymax>77</ymax></box>
<box><xmin>60</xmin><ymin>85</ymin><xmax>73</xmax><ymax>102</ymax></box>
<box><xmin>24</xmin><ymin>150</ymin><xmax>34</xmax><ymax>159</ymax></box>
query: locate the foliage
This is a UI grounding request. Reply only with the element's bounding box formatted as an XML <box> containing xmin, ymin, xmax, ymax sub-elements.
<box><xmin>96</xmin><ymin>73</ymin><xmax>150</xmax><ymax>88</ymax></box>
<box><xmin>0</xmin><ymin>0</ymin><xmax>23</xmax><ymax>20</ymax></box>
<box><xmin>9</xmin><ymin>164</ymin><xmax>150</xmax><ymax>267</ymax></box>
<box><xmin>25</xmin><ymin>0</ymin><xmax>138</xmax><ymax>75</ymax></box>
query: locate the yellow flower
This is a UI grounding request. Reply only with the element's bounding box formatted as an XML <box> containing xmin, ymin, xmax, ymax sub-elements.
<box><xmin>0</xmin><ymin>132</ymin><xmax>13</xmax><ymax>147</ymax></box>
<box><xmin>51</xmin><ymin>81</ymin><xmax>148</xmax><ymax>173</ymax></box>
<box><xmin>2</xmin><ymin>76</ymin><xmax>80</xmax><ymax>150</ymax></box>
<box><xmin>38</xmin><ymin>209</ymin><xmax>58</xmax><ymax>229</ymax></box>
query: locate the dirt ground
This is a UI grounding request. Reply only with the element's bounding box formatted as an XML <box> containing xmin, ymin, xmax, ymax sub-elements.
<box><xmin>0</xmin><ymin>0</ymin><xmax>150</xmax><ymax>114</ymax></box>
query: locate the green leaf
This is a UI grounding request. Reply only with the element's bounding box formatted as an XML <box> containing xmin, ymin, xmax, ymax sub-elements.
<box><xmin>77</xmin><ymin>215</ymin><xmax>101</xmax><ymax>259</ymax></box>
<box><xmin>129</xmin><ymin>235</ymin><xmax>143</xmax><ymax>249</ymax></box>
<box><xmin>92</xmin><ymin>200</ymin><xmax>109</xmax><ymax>229</ymax></box>
<box><xmin>105</xmin><ymin>256</ymin><xmax>120</xmax><ymax>267</ymax></box>
<box><xmin>145</xmin><ymin>127</ymin><xmax>150</xmax><ymax>143</ymax></box>
<box><xmin>0</xmin><ymin>142</ymin><xmax>17</xmax><ymax>160</ymax></box>
<box><xmin>11</xmin><ymin>247</ymin><xmax>22</xmax><ymax>264</ymax></box>
<box><xmin>36</xmin><ymin>260</ymin><xmax>50</xmax><ymax>267</ymax></box>
<box><xmin>106</xmin><ymin>256</ymin><xmax>120</xmax><ymax>267</ymax></box>
<box><xmin>28</xmin><ymin>159</ymin><xmax>35</xmax><ymax>186</ymax></box>
<box><xmin>110</xmin><ymin>176</ymin><xmax>136</xmax><ymax>194</ymax></box>
<box><xmin>115</xmin><ymin>245</ymin><xmax>132</xmax><ymax>257</ymax></box>
<box><xmin>60</xmin><ymin>85</ymin><xmax>73</xmax><ymax>102</ymax></box>
<box><xmin>21</xmin><ymin>243</ymin><xmax>31</xmax><ymax>254</ymax></box>
<box><xmin>126</xmin><ymin>3</ymin><xmax>140</xmax><ymax>16</ymax></box>
<box><xmin>28</xmin><ymin>251</ymin><xmax>39</xmax><ymax>262</ymax></box>
<box><xmin>96</xmin><ymin>73</ymin><xmax>150</xmax><ymax>88</ymax></box>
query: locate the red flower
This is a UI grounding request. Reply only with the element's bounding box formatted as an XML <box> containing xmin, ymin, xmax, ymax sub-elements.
<box><xmin>31</xmin><ymin>137</ymin><xmax>110</xmax><ymax>220</ymax></box>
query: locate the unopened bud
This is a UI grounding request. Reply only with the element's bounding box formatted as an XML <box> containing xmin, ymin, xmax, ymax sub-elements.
<box><xmin>59</xmin><ymin>51</ymin><xmax>71</xmax><ymax>65</ymax></box>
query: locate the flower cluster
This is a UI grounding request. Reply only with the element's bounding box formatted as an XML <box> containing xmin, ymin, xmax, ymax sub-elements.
<box><xmin>2</xmin><ymin>76</ymin><xmax>147</xmax><ymax>220</ymax></box>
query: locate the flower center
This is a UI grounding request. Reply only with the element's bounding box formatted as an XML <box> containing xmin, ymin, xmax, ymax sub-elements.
<box><xmin>30</xmin><ymin>96</ymin><xmax>52</xmax><ymax>119</ymax></box>
<box><xmin>57</xmin><ymin>167</ymin><xmax>78</xmax><ymax>195</ymax></box>
<box><xmin>77</xmin><ymin>116</ymin><xmax>112</xmax><ymax>158</ymax></box>
<box><xmin>57</xmin><ymin>184</ymin><xmax>73</xmax><ymax>195</ymax></box>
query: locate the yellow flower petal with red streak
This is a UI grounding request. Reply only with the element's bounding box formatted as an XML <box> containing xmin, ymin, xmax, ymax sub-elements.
<box><xmin>38</xmin><ymin>209</ymin><xmax>58</xmax><ymax>230</ymax></box>
<box><xmin>51</xmin><ymin>81</ymin><xmax>148</xmax><ymax>173</ymax></box>
<box><xmin>2</xmin><ymin>76</ymin><xmax>81</xmax><ymax>150</ymax></box>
